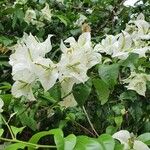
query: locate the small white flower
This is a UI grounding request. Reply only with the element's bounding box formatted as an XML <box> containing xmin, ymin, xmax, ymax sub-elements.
<box><xmin>9</xmin><ymin>33</ymin><xmax>53</xmax><ymax>100</ymax></box>
<box><xmin>113</xmin><ymin>130</ymin><xmax>150</xmax><ymax>150</ymax></box>
<box><xmin>97</xmin><ymin>14</ymin><xmax>150</xmax><ymax>60</ymax></box>
<box><xmin>123</xmin><ymin>72</ymin><xmax>150</xmax><ymax>96</ymax></box>
<box><xmin>74</xmin><ymin>14</ymin><xmax>87</xmax><ymax>27</ymax></box>
<box><xmin>41</xmin><ymin>3</ymin><xmax>52</xmax><ymax>22</ymax></box>
<box><xmin>11</xmin><ymin>81</ymin><xmax>36</xmax><ymax>101</ymax></box>
<box><xmin>86</xmin><ymin>8</ymin><xmax>93</xmax><ymax>14</ymax></box>
<box><xmin>24</xmin><ymin>9</ymin><xmax>36</xmax><ymax>25</ymax></box>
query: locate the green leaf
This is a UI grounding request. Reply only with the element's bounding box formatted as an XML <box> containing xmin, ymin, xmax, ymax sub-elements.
<box><xmin>93</xmin><ymin>78</ymin><xmax>110</xmax><ymax>105</ymax></box>
<box><xmin>114</xmin><ymin>143</ymin><xmax>124</xmax><ymax>150</ymax></box>
<box><xmin>5</xmin><ymin>143</ymin><xmax>26</xmax><ymax>150</ymax></box>
<box><xmin>0</xmin><ymin>128</ymin><xmax>4</xmax><ymax>137</ymax></box>
<box><xmin>73</xmin><ymin>79</ymin><xmax>92</xmax><ymax>106</ymax></box>
<box><xmin>0</xmin><ymin>36</ymin><xmax>13</xmax><ymax>46</ymax></box>
<box><xmin>50</xmin><ymin>129</ymin><xmax>64</xmax><ymax>150</ymax></box>
<box><xmin>10</xmin><ymin>126</ymin><xmax>25</xmax><ymax>138</ymax></box>
<box><xmin>98</xmin><ymin>134</ymin><xmax>115</xmax><ymax>150</ymax></box>
<box><xmin>137</xmin><ymin>133</ymin><xmax>150</xmax><ymax>146</ymax></box>
<box><xmin>98</xmin><ymin>64</ymin><xmax>119</xmax><ymax>89</ymax></box>
<box><xmin>28</xmin><ymin>128</ymin><xmax>63</xmax><ymax>150</ymax></box>
<box><xmin>74</xmin><ymin>136</ymin><xmax>104</xmax><ymax>150</ymax></box>
<box><xmin>114</xmin><ymin>116</ymin><xmax>123</xmax><ymax>127</ymax></box>
<box><xmin>64</xmin><ymin>134</ymin><xmax>76</xmax><ymax>150</ymax></box>
<box><xmin>0</xmin><ymin>94</ymin><xmax>12</xmax><ymax>107</ymax></box>
<box><xmin>14</xmin><ymin>103</ymin><xmax>37</xmax><ymax>131</ymax></box>
<box><xmin>48</xmin><ymin>83</ymin><xmax>61</xmax><ymax>102</ymax></box>
<box><xmin>120</xmin><ymin>53</ymin><xmax>139</xmax><ymax>68</ymax></box>
<box><xmin>106</xmin><ymin>126</ymin><xmax>117</xmax><ymax>135</ymax></box>
<box><xmin>56</xmin><ymin>15</ymin><xmax>68</xmax><ymax>26</ymax></box>
<box><xmin>28</xmin><ymin>131</ymin><xmax>52</xmax><ymax>150</ymax></box>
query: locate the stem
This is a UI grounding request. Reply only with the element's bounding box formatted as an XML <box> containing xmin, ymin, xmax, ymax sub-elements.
<box><xmin>1</xmin><ymin>116</ymin><xmax>15</xmax><ymax>139</ymax></box>
<box><xmin>73</xmin><ymin>121</ymin><xmax>96</xmax><ymax>137</ymax></box>
<box><xmin>82</xmin><ymin>106</ymin><xmax>99</xmax><ymax>137</ymax></box>
<box><xmin>0</xmin><ymin>137</ymin><xmax>56</xmax><ymax>149</ymax></box>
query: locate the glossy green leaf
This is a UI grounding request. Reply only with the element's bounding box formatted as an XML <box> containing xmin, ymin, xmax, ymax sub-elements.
<box><xmin>73</xmin><ymin>79</ymin><xmax>92</xmax><ymax>106</ymax></box>
<box><xmin>28</xmin><ymin>128</ymin><xmax>63</xmax><ymax>150</ymax></box>
<box><xmin>50</xmin><ymin>129</ymin><xmax>64</xmax><ymax>150</ymax></box>
<box><xmin>56</xmin><ymin>15</ymin><xmax>68</xmax><ymax>26</ymax></box>
<box><xmin>64</xmin><ymin>134</ymin><xmax>76</xmax><ymax>150</ymax></box>
<box><xmin>74</xmin><ymin>136</ymin><xmax>104</xmax><ymax>150</ymax></box>
<box><xmin>114</xmin><ymin>116</ymin><xmax>123</xmax><ymax>127</ymax></box>
<box><xmin>93</xmin><ymin>78</ymin><xmax>110</xmax><ymax>105</ymax></box>
<box><xmin>98</xmin><ymin>64</ymin><xmax>119</xmax><ymax>89</ymax></box>
<box><xmin>137</xmin><ymin>133</ymin><xmax>150</xmax><ymax>146</ymax></box>
<box><xmin>98</xmin><ymin>134</ymin><xmax>115</xmax><ymax>150</ymax></box>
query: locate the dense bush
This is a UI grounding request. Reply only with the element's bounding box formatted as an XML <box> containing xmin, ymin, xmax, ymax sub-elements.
<box><xmin>0</xmin><ymin>0</ymin><xmax>150</xmax><ymax>149</ymax></box>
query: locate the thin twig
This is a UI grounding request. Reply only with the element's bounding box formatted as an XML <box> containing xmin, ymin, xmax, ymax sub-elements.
<box><xmin>1</xmin><ymin>116</ymin><xmax>15</xmax><ymax>139</ymax></box>
<box><xmin>82</xmin><ymin>106</ymin><xmax>99</xmax><ymax>137</ymax></box>
<box><xmin>0</xmin><ymin>137</ymin><xmax>56</xmax><ymax>149</ymax></box>
<box><xmin>73</xmin><ymin>121</ymin><xmax>96</xmax><ymax>137</ymax></box>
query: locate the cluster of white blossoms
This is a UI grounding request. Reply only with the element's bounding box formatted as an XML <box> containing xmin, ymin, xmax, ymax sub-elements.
<box><xmin>95</xmin><ymin>13</ymin><xmax>150</xmax><ymax>96</ymax></box>
<box><xmin>9</xmin><ymin>32</ymin><xmax>101</xmax><ymax>102</ymax></box>
<box><xmin>123</xmin><ymin>72</ymin><xmax>150</xmax><ymax>96</ymax></box>
<box><xmin>24</xmin><ymin>3</ymin><xmax>52</xmax><ymax>29</ymax></box>
<box><xmin>74</xmin><ymin>14</ymin><xmax>87</xmax><ymax>27</ymax></box>
<box><xmin>9</xmin><ymin>14</ymin><xmax>150</xmax><ymax>103</ymax></box>
<box><xmin>113</xmin><ymin>130</ymin><xmax>150</xmax><ymax>150</ymax></box>
<box><xmin>95</xmin><ymin>13</ymin><xmax>150</xmax><ymax>60</ymax></box>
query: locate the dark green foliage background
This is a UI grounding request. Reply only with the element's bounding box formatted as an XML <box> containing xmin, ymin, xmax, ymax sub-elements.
<box><xmin>0</xmin><ymin>0</ymin><xmax>150</xmax><ymax>147</ymax></box>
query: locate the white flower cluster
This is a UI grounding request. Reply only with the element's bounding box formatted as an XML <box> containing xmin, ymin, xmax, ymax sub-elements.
<box><xmin>9</xmin><ymin>32</ymin><xmax>101</xmax><ymax>102</ymax></box>
<box><xmin>95</xmin><ymin>13</ymin><xmax>150</xmax><ymax>60</ymax></box>
<box><xmin>113</xmin><ymin>130</ymin><xmax>150</xmax><ymax>150</ymax></box>
<box><xmin>74</xmin><ymin>14</ymin><xmax>87</xmax><ymax>27</ymax></box>
<box><xmin>123</xmin><ymin>72</ymin><xmax>150</xmax><ymax>96</ymax></box>
<box><xmin>24</xmin><ymin>3</ymin><xmax>52</xmax><ymax>29</ymax></box>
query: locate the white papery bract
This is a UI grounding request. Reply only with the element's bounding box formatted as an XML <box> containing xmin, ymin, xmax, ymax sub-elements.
<box><xmin>58</xmin><ymin>32</ymin><xmax>101</xmax><ymax>95</ymax></box>
<box><xmin>57</xmin><ymin>32</ymin><xmax>101</xmax><ymax>107</ymax></box>
<box><xmin>24</xmin><ymin>9</ymin><xmax>37</xmax><ymax>25</ymax></box>
<box><xmin>95</xmin><ymin>13</ymin><xmax>150</xmax><ymax>60</ymax></box>
<box><xmin>34</xmin><ymin>57</ymin><xmax>58</xmax><ymax>91</ymax></box>
<box><xmin>10</xmin><ymin>31</ymin><xmax>101</xmax><ymax>105</ymax></box>
<box><xmin>41</xmin><ymin>3</ymin><xmax>52</xmax><ymax>22</ymax></box>
<box><xmin>11</xmin><ymin>81</ymin><xmax>35</xmax><ymax>101</ymax></box>
<box><xmin>74</xmin><ymin>14</ymin><xmax>87</xmax><ymax>27</ymax></box>
<box><xmin>113</xmin><ymin>130</ymin><xmax>150</xmax><ymax>150</ymax></box>
<box><xmin>123</xmin><ymin>72</ymin><xmax>150</xmax><ymax>96</ymax></box>
<box><xmin>10</xmin><ymin>33</ymin><xmax>54</xmax><ymax>100</ymax></box>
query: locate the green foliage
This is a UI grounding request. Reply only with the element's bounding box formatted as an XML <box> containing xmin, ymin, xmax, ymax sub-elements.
<box><xmin>0</xmin><ymin>0</ymin><xmax>150</xmax><ymax>149</ymax></box>
<box><xmin>98</xmin><ymin>64</ymin><xmax>119</xmax><ymax>90</ymax></box>
<box><xmin>93</xmin><ymin>78</ymin><xmax>110</xmax><ymax>105</ymax></box>
<box><xmin>73</xmin><ymin>79</ymin><xmax>92</xmax><ymax>106</ymax></box>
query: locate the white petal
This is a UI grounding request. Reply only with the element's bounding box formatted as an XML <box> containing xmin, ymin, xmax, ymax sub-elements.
<box><xmin>113</xmin><ymin>130</ymin><xmax>131</xmax><ymax>144</ymax></box>
<box><xmin>59</xmin><ymin>94</ymin><xmax>77</xmax><ymax>108</ymax></box>
<box><xmin>77</xmin><ymin>32</ymin><xmax>91</xmax><ymax>46</ymax></box>
<box><xmin>133</xmin><ymin>140</ymin><xmax>150</xmax><ymax>150</ymax></box>
<box><xmin>11</xmin><ymin>81</ymin><xmax>35</xmax><ymax>101</ymax></box>
<box><xmin>60</xmin><ymin>77</ymin><xmax>76</xmax><ymax>97</ymax></box>
<box><xmin>118</xmin><ymin>31</ymin><xmax>132</xmax><ymax>50</ymax></box>
<box><xmin>64</xmin><ymin>37</ymin><xmax>77</xmax><ymax>47</ymax></box>
<box><xmin>34</xmin><ymin>57</ymin><xmax>58</xmax><ymax>91</ymax></box>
